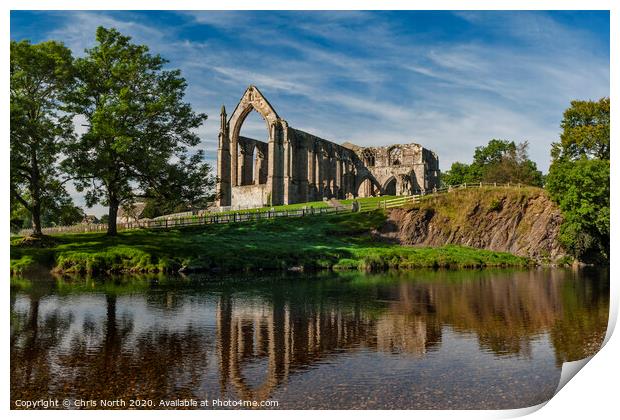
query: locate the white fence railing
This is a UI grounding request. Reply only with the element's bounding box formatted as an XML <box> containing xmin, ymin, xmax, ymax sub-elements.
<box><xmin>17</xmin><ymin>205</ymin><xmax>352</xmax><ymax>236</ymax></box>
<box><xmin>357</xmin><ymin>182</ymin><xmax>522</xmax><ymax>212</ymax></box>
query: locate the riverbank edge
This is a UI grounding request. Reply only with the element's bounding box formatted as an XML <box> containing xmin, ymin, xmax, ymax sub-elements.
<box><xmin>10</xmin><ymin>210</ymin><xmax>543</xmax><ymax>276</ymax></box>
<box><xmin>10</xmin><ymin>242</ymin><xmax>537</xmax><ymax>276</ymax></box>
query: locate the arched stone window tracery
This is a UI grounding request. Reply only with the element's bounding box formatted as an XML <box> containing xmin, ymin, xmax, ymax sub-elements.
<box><xmin>362</xmin><ymin>149</ymin><xmax>376</xmax><ymax>167</ymax></box>
<box><xmin>389</xmin><ymin>146</ymin><xmax>402</xmax><ymax>166</ymax></box>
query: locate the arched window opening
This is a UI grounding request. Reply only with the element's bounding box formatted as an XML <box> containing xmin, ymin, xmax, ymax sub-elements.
<box><xmin>238</xmin><ymin>108</ymin><xmax>269</xmax><ymax>186</ymax></box>
<box><xmin>362</xmin><ymin>149</ymin><xmax>376</xmax><ymax>167</ymax></box>
<box><xmin>383</xmin><ymin>177</ymin><xmax>397</xmax><ymax>196</ymax></box>
<box><xmin>389</xmin><ymin>147</ymin><xmax>402</xmax><ymax>166</ymax></box>
<box><xmin>357</xmin><ymin>178</ymin><xmax>379</xmax><ymax>198</ymax></box>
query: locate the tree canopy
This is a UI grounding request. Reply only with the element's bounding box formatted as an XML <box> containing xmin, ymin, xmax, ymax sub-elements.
<box><xmin>63</xmin><ymin>27</ymin><xmax>211</xmax><ymax>235</ymax></box>
<box><xmin>547</xmin><ymin>98</ymin><xmax>610</xmax><ymax>262</ymax></box>
<box><xmin>10</xmin><ymin>40</ymin><xmax>75</xmax><ymax>236</ymax></box>
<box><xmin>551</xmin><ymin>97</ymin><xmax>609</xmax><ymax>161</ymax></box>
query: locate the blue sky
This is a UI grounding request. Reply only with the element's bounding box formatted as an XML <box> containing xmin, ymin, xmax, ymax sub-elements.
<box><xmin>11</xmin><ymin>10</ymin><xmax>609</xmax><ymax>215</ymax></box>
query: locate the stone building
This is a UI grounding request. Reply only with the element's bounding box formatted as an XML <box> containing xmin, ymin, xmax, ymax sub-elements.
<box><xmin>116</xmin><ymin>202</ymin><xmax>147</xmax><ymax>224</ymax></box>
<box><xmin>217</xmin><ymin>85</ymin><xmax>440</xmax><ymax>208</ymax></box>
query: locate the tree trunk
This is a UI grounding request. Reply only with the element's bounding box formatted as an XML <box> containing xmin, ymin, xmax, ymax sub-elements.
<box><xmin>31</xmin><ymin>201</ymin><xmax>43</xmax><ymax>237</ymax></box>
<box><xmin>30</xmin><ymin>148</ymin><xmax>43</xmax><ymax>237</ymax></box>
<box><xmin>107</xmin><ymin>195</ymin><xmax>119</xmax><ymax>236</ymax></box>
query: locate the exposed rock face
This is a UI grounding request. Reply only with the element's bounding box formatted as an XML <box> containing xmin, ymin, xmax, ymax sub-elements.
<box><xmin>379</xmin><ymin>188</ymin><xmax>566</xmax><ymax>263</ymax></box>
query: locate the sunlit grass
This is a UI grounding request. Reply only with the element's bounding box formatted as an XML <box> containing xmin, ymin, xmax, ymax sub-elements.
<box><xmin>10</xmin><ymin>208</ymin><xmax>529</xmax><ymax>275</ymax></box>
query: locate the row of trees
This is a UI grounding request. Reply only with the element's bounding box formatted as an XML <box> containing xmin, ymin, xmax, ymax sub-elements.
<box><xmin>442</xmin><ymin>140</ymin><xmax>544</xmax><ymax>187</ymax></box>
<box><xmin>441</xmin><ymin>98</ymin><xmax>610</xmax><ymax>263</ymax></box>
<box><xmin>10</xmin><ymin>27</ymin><xmax>215</xmax><ymax>236</ymax></box>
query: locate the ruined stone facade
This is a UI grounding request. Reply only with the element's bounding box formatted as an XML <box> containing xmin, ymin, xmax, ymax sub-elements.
<box><xmin>217</xmin><ymin>86</ymin><xmax>440</xmax><ymax>208</ymax></box>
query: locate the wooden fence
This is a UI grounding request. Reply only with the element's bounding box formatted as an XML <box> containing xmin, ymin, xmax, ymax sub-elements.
<box><xmin>16</xmin><ymin>181</ymin><xmax>523</xmax><ymax>236</ymax></box>
<box><xmin>17</xmin><ymin>205</ymin><xmax>352</xmax><ymax>236</ymax></box>
<box><xmin>357</xmin><ymin>195</ymin><xmax>419</xmax><ymax>212</ymax></box>
<box><xmin>356</xmin><ymin>181</ymin><xmax>520</xmax><ymax>212</ymax></box>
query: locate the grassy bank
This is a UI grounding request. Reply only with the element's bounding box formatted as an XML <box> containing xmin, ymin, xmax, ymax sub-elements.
<box><xmin>10</xmin><ymin>210</ymin><xmax>530</xmax><ymax>275</ymax></box>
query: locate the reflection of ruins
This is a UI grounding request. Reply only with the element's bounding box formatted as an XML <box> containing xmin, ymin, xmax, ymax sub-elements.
<box><xmin>10</xmin><ymin>269</ymin><xmax>608</xmax><ymax>407</ymax></box>
<box><xmin>216</xmin><ymin>86</ymin><xmax>440</xmax><ymax>208</ymax></box>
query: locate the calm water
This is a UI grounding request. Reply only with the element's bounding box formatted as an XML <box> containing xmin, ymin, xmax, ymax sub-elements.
<box><xmin>11</xmin><ymin>268</ymin><xmax>608</xmax><ymax>409</ymax></box>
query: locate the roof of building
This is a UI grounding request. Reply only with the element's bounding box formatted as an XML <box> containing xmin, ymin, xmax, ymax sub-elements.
<box><xmin>117</xmin><ymin>202</ymin><xmax>147</xmax><ymax>219</ymax></box>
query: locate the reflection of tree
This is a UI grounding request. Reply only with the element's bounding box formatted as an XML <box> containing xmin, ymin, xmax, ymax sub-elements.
<box><xmin>10</xmin><ymin>268</ymin><xmax>609</xmax><ymax>406</ymax></box>
<box><xmin>11</xmin><ymin>293</ymin><xmax>73</xmax><ymax>403</ymax></box>
<box><xmin>215</xmin><ymin>269</ymin><xmax>609</xmax><ymax>402</ymax></box>
<box><xmin>11</xmin><ymin>287</ymin><xmax>212</xmax><ymax>404</ymax></box>
<box><xmin>377</xmin><ymin>269</ymin><xmax>608</xmax><ymax>359</ymax></box>
<box><xmin>550</xmin><ymin>268</ymin><xmax>609</xmax><ymax>366</ymax></box>
<box><xmin>55</xmin><ymin>293</ymin><xmax>210</xmax><ymax>402</ymax></box>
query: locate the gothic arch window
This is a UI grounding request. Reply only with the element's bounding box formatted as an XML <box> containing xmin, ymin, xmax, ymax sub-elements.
<box><xmin>362</xmin><ymin>149</ymin><xmax>376</xmax><ymax>167</ymax></box>
<box><xmin>389</xmin><ymin>146</ymin><xmax>402</xmax><ymax>166</ymax></box>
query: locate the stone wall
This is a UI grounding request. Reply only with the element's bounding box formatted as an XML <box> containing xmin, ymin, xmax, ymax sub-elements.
<box><xmin>231</xmin><ymin>184</ymin><xmax>270</xmax><ymax>208</ymax></box>
<box><xmin>217</xmin><ymin>85</ymin><xmax>440</xmax><ymax>209</ymax></box>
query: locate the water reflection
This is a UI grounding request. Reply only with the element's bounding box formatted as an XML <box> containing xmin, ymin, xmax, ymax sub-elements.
<box><xmin>10</xmin><ymin>268</ymin><xmax>609</xmax><ymax>409</ymax></box>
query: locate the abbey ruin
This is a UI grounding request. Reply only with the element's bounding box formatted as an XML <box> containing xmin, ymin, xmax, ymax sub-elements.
<box><xmin>217</xmin><ymin>86</ymin><xmax>440</xmax><ymax>208</ymax></box>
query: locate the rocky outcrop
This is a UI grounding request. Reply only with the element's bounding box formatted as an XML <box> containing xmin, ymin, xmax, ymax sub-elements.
<box><xmin>378</xmin><ymin>187</ymin><xmax>566</xmax><ymax>263</ymax></box>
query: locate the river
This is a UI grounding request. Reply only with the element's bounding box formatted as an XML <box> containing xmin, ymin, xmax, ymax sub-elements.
<box><xmin>10</xmin><ymin>267</ymin><xmax>608</xmax><ymax>409</ymax></box>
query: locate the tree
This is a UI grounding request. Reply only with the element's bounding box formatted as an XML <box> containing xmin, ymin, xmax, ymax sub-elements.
<box><xmin>547</xmin><ymin>98</ymin><xmax>610</xmax><ymax>263</ymax></box>
<box><xmin>480</xmin><ymin>141</ymin><xmax>544</xmax><ymax>187</ymax></box>
<box><xmin>441</xmin><ymin>162</ymin><xmax>478</xmax><ymax>186</ymax></box>
<box><xmin>10</xmin><ymin>40</ymin><xmax>75</xmax><ymax>237</ymax></box>
<box><xmin>39</xmin><ymin>183</ymin><xmax>85</xmax><ymax>227</ymax></box>
<box><xmin>10</xmin><ymin>184</ymin><xmax>84</xmax><ymax>233</ymax></box>
<box><xmin>472</xmin><ymin>139</ymin><xmax>516</xmax><ymax>167</ymax></box>
<box><xmin>140</xmin><ymin>151</ymin><xmax>215</xmax><ymax>219</ymax></box>
<box><xmin>442</xmin><ymin>139</ymin><xmax>543</xmax><ymax>187</ymax></box>
<box><xmin>63</xmin><ymin>27</ymin><xmax>208</xmax><ymax>235</ymax></box>
<box><xmin>551</xmin><ymin>97</ymin><xmax>609</xmax><ymax>161</ymax></box>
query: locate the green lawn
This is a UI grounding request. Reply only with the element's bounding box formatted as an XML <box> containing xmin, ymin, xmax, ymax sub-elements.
<box><xmin>213</xmin><ymin>194</ymin><xmax>398</xmax><ymax>215</ymax></box>
<box><xmin>11</xmin><ymin>210</ymin><xmax>530</xmax><ymax>275</ymax></box>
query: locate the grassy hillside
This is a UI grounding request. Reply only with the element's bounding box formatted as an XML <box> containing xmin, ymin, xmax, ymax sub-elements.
<box><xmin>10</xmin><ymin>209</ymin><xmax>529</xmax><ymax>275</ymax></box>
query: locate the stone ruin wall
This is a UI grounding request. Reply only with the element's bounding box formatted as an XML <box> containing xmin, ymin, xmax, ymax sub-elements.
<box><xmin>217</xmin><ymin>86</ymin><xmax>440</xmax><ymax>209</ymax></box>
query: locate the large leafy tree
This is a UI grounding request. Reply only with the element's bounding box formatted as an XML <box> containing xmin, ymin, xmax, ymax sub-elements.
<box><xmin>547</xmin><ymin>98</ymin><xmax>610</xmax><ymax>263</ymax></box>
<box><xmin>10</xmin><ymin>40</ymin><xmax>75</xmax><ymax>237</ymax></box>
<box><xmin>64</xmin><ymin>27</ymin><xmax>209</xmax><ymax>235</ymax></box>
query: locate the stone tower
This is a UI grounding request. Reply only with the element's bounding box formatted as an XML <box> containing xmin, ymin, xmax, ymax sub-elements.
<box><xmin>216</xmin><ymin>105</ymin><xmax>231</xmax><ymax>206</ymax></box>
